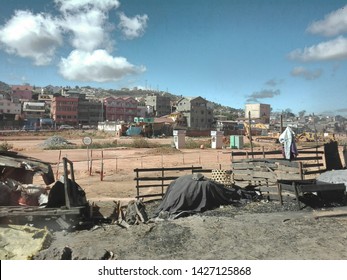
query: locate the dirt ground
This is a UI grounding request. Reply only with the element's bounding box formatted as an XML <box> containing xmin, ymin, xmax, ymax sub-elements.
<box><xmin>2</xmin><ymin>132</ymin><xmax>347</xmax><ymax>260</ymax></box>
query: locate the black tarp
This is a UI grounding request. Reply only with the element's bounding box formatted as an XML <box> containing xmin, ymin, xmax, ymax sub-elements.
<box><xmin>154</xmin><ymin>174</ymin><xmax>259</xmax><ymax>217</ymax></box>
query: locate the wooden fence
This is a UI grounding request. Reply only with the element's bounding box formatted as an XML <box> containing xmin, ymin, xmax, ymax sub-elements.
<box><xmin>134</xmin><ymin>166</ymin><xmax>213</xmax><ymax>199</ymax></box>
<box><xmin>230</xmin><ymin>146</ymin><xmax>326</xmax><ymax>183</ymax></box>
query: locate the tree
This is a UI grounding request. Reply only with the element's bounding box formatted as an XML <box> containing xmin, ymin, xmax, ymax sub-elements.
<box><xmin>282</xmin><ymin>108</ymin><xmax>295</xmax><ymax>119</ymax></box>
<box><xmin>298</xmin><ymin>110</ymin><xmax>306</xmax><ymax>118</ymax></box>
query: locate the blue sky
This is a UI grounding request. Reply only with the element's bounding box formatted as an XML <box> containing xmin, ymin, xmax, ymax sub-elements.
<box><xmin>0</xmin><ymin>0</ymin><xmax>347</xmax><ymax>116</ymax></box>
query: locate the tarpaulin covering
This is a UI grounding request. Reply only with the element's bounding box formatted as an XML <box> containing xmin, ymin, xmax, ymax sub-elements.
<box><xmin>154</xmin><ymin>174</ymin><xmax>258</xmax><ymax>217</ymax></box>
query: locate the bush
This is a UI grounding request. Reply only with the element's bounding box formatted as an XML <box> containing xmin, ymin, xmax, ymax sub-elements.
<box><xmin>131</xmin><ymin>138</ymin><xmax>157</xmax><ymax>148</ymax></box>
<box><xmin>0</xmin><ymin>141</ymin><xmax>13</xmax><ymax>151</ymax></box>
<box><xmin>185</xmin><ymin>138</ymin><xmax>211</xmax><ymax>149</ymax></box>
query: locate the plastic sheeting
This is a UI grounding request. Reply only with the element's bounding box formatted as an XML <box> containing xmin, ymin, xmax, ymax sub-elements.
<box><xmin>154</xmin><ymin>174</ymin><xmax>258</xmax><ymax>217</ymax></box>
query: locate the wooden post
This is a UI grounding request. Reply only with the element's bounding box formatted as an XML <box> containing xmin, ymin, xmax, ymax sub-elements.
<box><xmin>135</xmin><ymin>169</ymin><xmax>140</xmax><ymax>199</ymax></box>
<box><xmin>87</xmin><ymin>146</ymin><xmax>90</xmax><ymax>172</ymax></box>
<box><xmin>56</xmin><ymin>150</ymin><xmax>62</xmax><ymax>179</ymax></box>
<box><xmin>298</xmin><ymin>161</ymin><xmax>304</xmax><ymax>180</ymax></box>
<box><xmin>100</xmin><ymin>150</ymin><xmax>104</xmax><ymax>181</ymax></box>
<box><xmin>248</xmin><ymin>111</ymin><xmax>254</xmax><ymax>159</ymax></box>
<box><xmin>161</xmin><ymin>167</ymin><xmax>165</xmax><ymax>197</ymax></box>
<box><xmin>89</xmin><ymin>149</ymin><xmax>93</xmax><ymax>175</ymax></box>
<box><xmin>280</xmin><ymin>114</ymin><xmax>283</xmax><ymax>133</ymax></box>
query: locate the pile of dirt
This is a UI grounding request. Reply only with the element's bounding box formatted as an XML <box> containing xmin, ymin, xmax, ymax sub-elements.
<box><xmin>40</xmin><ymin>136</ymin><xmax>74</xmax><ymax>149</ymax></box>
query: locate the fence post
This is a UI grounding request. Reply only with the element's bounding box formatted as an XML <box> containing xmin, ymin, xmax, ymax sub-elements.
<box><xmin>135</xmin><ymin>168</ymin><xmax>140</xmax><ymax>199</ymax></box>
<box><xmin>56</xmin><ymin>150</ymin><xmax>62</xmax><ymax>179</ymax></box>
<box><xmin>100</xmin><ymin>150</ymin><xmax>104</xmax><ymax>181</ymax></box>
<box><xmin>89</xmin><ymin>149</ymin><xmax>93</xmax><ymax>175</ymax></box>
<box><xmin>115</xmin><ymin>157</ymin><xmax>118</xmax><ymax>173</ymax></box>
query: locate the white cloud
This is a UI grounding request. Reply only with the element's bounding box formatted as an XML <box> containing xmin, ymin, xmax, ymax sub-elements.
<box><xmin>0</xmin><ymin>10</ymin><xmax>63</xmax><ymax>65</ymax></box>
<box><xmin>307</xmin><ymin>5</ymin><xmax>347</xmax><ymax>36</ymax></box>
<box><xmin>0</xmin><ymin>0</ymin><xmax>149</xmax><ymax>83</ymax></box>
<box><xmin>54</xmin><ymin>0</ymin><xmax>120</xmax><ymax>13</ymax></box>
<box><xmin>59</xmin><ymin>10</ymin><xmax>112</xmax><ymax>51</ymax></box>
<box><xmin>288</xmin><ymin>36</ymin><xmax>347</xmax><ymax>61</ymax></box>
<box><xmin>290</xmin><ymin>66</ymin><xmax>322</xmax><ymax>80</ymax></box>
<box><xmin>59</xmin><ymin>49</ymin><xmax>146</xmax><ymax>82</ymax></box>
<box><xmin>118</xmin><ymin>12</ymin><xmax>148</xmax><ymax>39</ymax></box>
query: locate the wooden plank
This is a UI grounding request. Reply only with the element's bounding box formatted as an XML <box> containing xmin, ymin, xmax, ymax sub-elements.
<box><xmin>293</xmin><ymin>156</ymin><xmax>323</xmax><ymax>161</ymax></box>
<box><xmin>231</xmin><ymin>150</ymin><xmax>283</xmax><ymax>157</ymax></box>
<box><xmin>231</xmin><ymin>162</ymin><xmax>278</xmax><ymax>169</ymax></box>
<box><xmin>313</xmin><ymin>208</ymin><xmax>347</xmax><ymax>218</ymax></box>
<box><xmin>192</xmin><ymin>169</ymin><xmax>213</xmax><ymax>173</ymax></box>
<box><xmin>276</xmin><ymin>173</ymin><xmax>302</xmax><ymax>181</ymax></box>
<box><xmin>251</xmin><ymin>171</ymin><xmax>276</xmax><ymax>179</ymax></box>
<box><xmin>303</xmin><ymin>169</ymin><xmax>326</xmax><ymax>175</ymax></box>
<box><xmin>0</xmin><ymin>206</ymin><xmax>83</xmax><ymax>218</ymax></box>
<box><xmin>297</xmin><ymin>150</ymin><xmax>324</xmax><ymax>154</ymax></box>
<box><xmin>276</xmin><ymin>165</ymin><xmax>300</xmax><ymax>172</ymax></box>
<box><xmin>136</xmin><ymin>193</ymin><xmax>164</xmax><ymax>199</ymax></box>
<box><xmin>233</xmin><ymin>174</ymin><xmax>255</xmax><ymax>181</ymax></box>
<box><xmin>134</xmin><ymin>176</ymin><xmax>179</xmax><ymax>181</ymax></box>
<box><xmin>136</xmin><ymin>183</ymin><xmax>170</xmax><ymax>188</ymax></box>
<box><xmin>303</xmin><ymin>163</ymin><xmax>324</xmax><ymax>168</ymax></box>
<box><xmin>275</xmin><ymin>160</ymin><xmax>300</xmax><ymax>168</ymax></box>
<box><xmin>298</xmin><ymin>183</ymin><xmax>345</xmax><ymax>192</ymax></box>
<box><xmin>134</xmin><ymin>166</ymin><xmax>202</xmax><ymax>172</ymax></box>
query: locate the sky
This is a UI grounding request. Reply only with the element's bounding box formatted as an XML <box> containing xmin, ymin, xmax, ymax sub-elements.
<box><xmin>0</xmin><ymin>0</ymin><xmax>347</xmax><ymax>116</ymax></box>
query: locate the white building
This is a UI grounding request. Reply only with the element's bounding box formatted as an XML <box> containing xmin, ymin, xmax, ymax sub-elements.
<box><xmin>245</xmin><ymin>103</ymin><xmax>271</xmax><ymax>123</ymax></box>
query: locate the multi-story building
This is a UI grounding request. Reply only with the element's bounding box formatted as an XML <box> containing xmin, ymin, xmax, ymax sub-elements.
<box><xmin>104</xmin><ymin>96</ymin><xmax>138</xmax><ymax>122</ymax></box>
<box><xmin>0</xmin><ymin>98</ymin><xmax>21</xmax><ymax>120</ymax></box>
<box><xmin>22</xmin><ymin>101</ymin><xmax>46</xmax><ymax>119</ymax></box>
<box><xmin>176</xmin><ymin>96</ymin><xmax>213</xmax><ymax>129</ymax></box>
<box><xmin>145</xmin><ymin>94</ymin><xmax>171</xmax><ymax>117</ymax></box>
<box><xmin>11</xmin><ymin>85</ymin><xmax>33</xmax><ymax>101</ymax></box>
<box><xmin>51</xmin><ymin>96</ymin><xmax>79</xmax><ymax>126</ymax></box>
<box><xmin>78</xmin><ymin>97</ymin><xmax>102</xmax><ymax>125</ymax></box>
<box><xmin>245</xmin><ymin>103</ymin><xmax>271</xmax><ymax>123</ymax></box>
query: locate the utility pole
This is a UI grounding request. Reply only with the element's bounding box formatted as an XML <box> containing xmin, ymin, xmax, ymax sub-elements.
<box><xmin>248</xmin><ymin>111</ymin><xmax>254</xmax><ymax>158</ymax></box>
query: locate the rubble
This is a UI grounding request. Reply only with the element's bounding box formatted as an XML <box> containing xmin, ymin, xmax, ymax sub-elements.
<box><xmin>40</xmin><ymin>135</ymin><xmax>74</xmax><ymax>149</ymax></box>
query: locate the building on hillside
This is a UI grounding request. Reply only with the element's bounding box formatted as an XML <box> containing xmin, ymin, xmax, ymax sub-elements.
<box><xmin>176</xmin><ymin>96</ymin><xmax>213</xmax><ymax>129</ymax></box>
<box><xmin>166</xmin><ymin>111</ymin><xmax>187</xmax><ymax>128</ymax></box>
<box><xmin>245</xmin><ymin>103</ymin><xmax>271</xmax><ymax>123</ymax></box>
<box><xmin>51</xmin><ymin>96</ymin><xmax>79</xmax><ymax>126</ymax></box>
<box><xmin>78</xmin><ymin>97</ymin><xmax>102</xmax><ymax>126</ymax></box>
<box><xmin>145</xmin><ymin>94</ymin><xmax>171</xmax><ymax>117</ymax></box>
<box><xmin>0</xmin><ymin>99</ymin><xmax>21</xmax><ymax>120</ymax></box>
<box><xmin>11</xmin><ymin>85</ymin><xmax>33</xmax><ymax>101</ymax></box>
<box><xmin>104</xmin><ymin>96</ymin><xmax>138</xmax><ymax>122</ymax></box>
<box><xmin>22</xmin><ymin>101</ymin><xmax>47</xmax><ymax>119</ymax></box>
<box><xmin>136</xmin><ymin>105</ymin><xmax>147</xmax><ymax>118</ymax></box>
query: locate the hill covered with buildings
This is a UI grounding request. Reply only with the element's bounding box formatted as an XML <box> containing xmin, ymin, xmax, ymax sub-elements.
<box><xmin>0</xmin><ymin>81</ymin><xmax>345</xmax><ymax>136</ymax></box>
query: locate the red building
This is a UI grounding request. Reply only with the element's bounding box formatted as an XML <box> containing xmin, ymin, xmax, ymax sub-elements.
<box><xmin>51</xmin><ymin>96</ymin><xmax>78</xmax><ymax>125</ymax></box>
<box><xmin>104</xmin><ymin>96</ymin><xmax>138</xmax><ymax>122</ymax></box>
<box><xmin>11</xmin><ymin>85</ymin><xmax>33</xmax><ymax>101</ymax></box>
